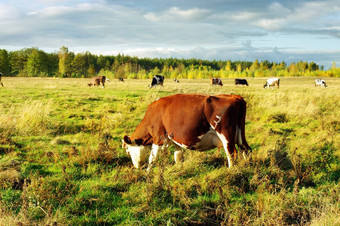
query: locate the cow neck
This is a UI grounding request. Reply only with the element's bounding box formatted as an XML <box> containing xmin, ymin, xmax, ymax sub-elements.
<box><xmin>130</xmin><ymin>120</ymin><xmax>152</xmax><ymax>146</ymax></box>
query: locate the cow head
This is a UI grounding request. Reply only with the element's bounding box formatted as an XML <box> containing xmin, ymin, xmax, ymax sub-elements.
<box><xmin>122</xmin><ymin>135</ymin><xmax>150</xmax><ymax>168</ymax></box>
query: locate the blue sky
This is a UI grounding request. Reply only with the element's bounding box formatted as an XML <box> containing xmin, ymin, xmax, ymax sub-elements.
<box><xmin>0</xmin><ymin>0</ymin><xmax>339</xmax><ymax>68</ymax></box>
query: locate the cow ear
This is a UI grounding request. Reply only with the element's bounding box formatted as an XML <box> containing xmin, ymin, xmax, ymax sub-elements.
<box><xmin>123</xmin><ymin>135</ymin><xmax>132</xmax><ymax>144</ymax></box>
<box><xmin>207</xmin><ymin>96</ymin><xmax>219</xmax><ymax>103</ymax></box>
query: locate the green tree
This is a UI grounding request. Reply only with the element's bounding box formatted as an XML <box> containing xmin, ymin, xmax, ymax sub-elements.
<box><xmin>9</xmin><ymin>49</ymin><xmax>30</xmax><ymax>76</ymax></box>
<box><xmin>250</xmin><ymin>59</ymin><xmax>260</xmax><ymax>71</ymax></box>
<box><xmin>225</xmin><ymin>60</ymin><xmax>232</xmax><ymax>71</ymax></box>
<box><xmin>0</xmin><ymin>49</ymin><xmax>11</xmax><ymax>75</ymax></box>
<box><xmin>58</xmin><ymin>46</ymin><xmax>74</xmax><ymax>77</ymax></box>
<box><xmin>72</xmin><ymin>53</ymin><xmax>86</xmax><ymax>77</ymax></box>
<box><xmin>26</xmin><ymin>48</ymin><xmax>48</xmax><ymax>77</ymax></box>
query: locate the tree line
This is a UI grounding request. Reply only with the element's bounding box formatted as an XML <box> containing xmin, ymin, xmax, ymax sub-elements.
<box><xmin>0</xmin><ymin>46</ymin><xmax>339</xmax><ymax>79</ymax></box>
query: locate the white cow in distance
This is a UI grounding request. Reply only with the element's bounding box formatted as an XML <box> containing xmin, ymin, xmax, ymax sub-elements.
<box><xmin>264</xmin><ymin>78</ymin><xmax>280</xmax><ymax>89</ymax></box>
<box><xmin>315</xmin><ymin>79</ymin><xmax>327</xmax><ymax>87</ymax></box>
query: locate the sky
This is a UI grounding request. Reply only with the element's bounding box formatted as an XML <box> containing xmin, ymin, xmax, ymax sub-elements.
<box><xmin>0</xmin><ymin>0</ymin><xmax>339</xmax><ymax>68</ymax></box>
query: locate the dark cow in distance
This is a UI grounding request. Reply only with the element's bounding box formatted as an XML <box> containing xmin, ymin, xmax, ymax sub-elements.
<box><xmin>173</xmin><ymin>79</ymin><xmax>180</xmax><ymax>83</ymax></box>
<box><xmin>88</xmin><ymin>76</ymin><xmax>107</xmax><ymax>88</ymax></box>
<box><xmin>211</xmin><ymin>78</ymin><xmax>223</xmax><ymax>86</ymax></box>
<box><xmin>118</xmin><ymin>78</ymin><xmax>125</xmax><ymax>82</ymax></box>
<box><xmin>149</xmin><ymin>75</ymin><xmax>164</xmax><ymax>88</ymax></box>
<box><xmin>122</xmin><ymin>94</ymin><xmax>252</xmax><ymax>170</ymax></box>
<box><xmin>235</xmin><ymin>79</ymin><xmax>249</xmax><ymax>86</ymax></box>
<box><xmin>0</xmin><ymin>72</ymin><xmax>4</xmax><ymax>87</ymax></box>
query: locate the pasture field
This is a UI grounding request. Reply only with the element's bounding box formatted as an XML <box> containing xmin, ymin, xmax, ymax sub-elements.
<box><xmin>0</xmin><ymin>77</ymin><xmax>339</xmax><ymax>225</ymax></box>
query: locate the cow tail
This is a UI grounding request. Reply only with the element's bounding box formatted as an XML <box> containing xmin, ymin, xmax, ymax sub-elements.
<box><xmin>238</xmin><ymin>98</ymin><xmax>251</xmax><ymax>152</ymax></box>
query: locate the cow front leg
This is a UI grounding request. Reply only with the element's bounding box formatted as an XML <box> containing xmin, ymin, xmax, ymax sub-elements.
<box><xmin>147</xmin><ymin>144</ymin><xmax>160</xmax><ymax>171</ymax></box>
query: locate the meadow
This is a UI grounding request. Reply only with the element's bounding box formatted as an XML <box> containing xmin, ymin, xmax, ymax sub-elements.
<box><xmin>0</xmin><ymin>77</ymin><xmax>339</xmax><ymax>225</ymax></box>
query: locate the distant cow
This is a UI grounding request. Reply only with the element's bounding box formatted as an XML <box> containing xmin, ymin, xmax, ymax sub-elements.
<box><xmin>122</xmin><ymin>94</ymin><xmax>251</xmax><ymax>170</ymax></box>
<box><xmin>211</xmin><ymin>78</ymin><xmax>223</xmax><ymax>86</ymax></box>
<box><xmin>173</xmin><ymin>79</ymin><xmax>180</xmax><ymax>83</ymax></box>
<box><xmin>235</xmin><ymin>79</ymin><xmax>249</xmax><ymax>86</ymax></box>
<box><xmin>149</xmin><ymin>75</ymin><xmax>164</xmax><ymax>88</ymax></box>
<box><xmin>315</xmin><ymin>79</ymin><xmax>327</xmax><ymax>87</ymax></box>
<box><xmin>0</xmin><ymin>72</ymin><xmax>3</xmax><ymax>87</ymax></box>
<box><xmin>264</xmin><ymin>78</ymin><xmax>280</xmax><ymax>89</ymax></box>
<box><xmin>118</xmin><ymin>78</ymin><xmax>125</xmax><ymax>82</ymax></box>
<box><xmin>88</xmin><ymin>76</ymin><xmax>107</xmax><ymax>88</ymax></box>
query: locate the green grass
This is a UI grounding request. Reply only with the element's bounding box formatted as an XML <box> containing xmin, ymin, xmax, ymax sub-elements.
<box><xmin>0</xmin><ymin>77</ymin><xmax>339</xmax><ymax>225</ymax></box>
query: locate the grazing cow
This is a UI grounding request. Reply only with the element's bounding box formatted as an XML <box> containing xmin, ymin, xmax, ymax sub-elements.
<box><xmin>88</xmin><ymin>76</ymin><xmax>107</xmax><ymax>88</ymax></box>
<box><xmin>235</xmin><ymin>79</ymin><xmax>249</xmax><ymax>86</ymax></box>
<box><xmin>173</xmin><ymin>79</ymin><xmax>180</xmax><ymax>83</ymax></box>
<box><xmin>211</xmin><ymin>78</ymin><xmax>223</xmax><ymax>86</ymax></box>
<box><xmin>0</xmin><ymin>72</ymin><xmax>3</xmax><ymax>87</ymax></box>
<box><xmin>149</xmin><ymin>75</ymin><xmax>164</xmax><ymax>88</ymax></box>
<box><xmin>315</xmin><ymin>79</ymin><xmax>327</xmax><ymax>87</ymax></box>
<box><xmin>122</xmin><ymin>94</ymin><xmax>251</xmax><ymax>170</ymax></box>
<box><xmin>264</xmin><ymin>78</ymin><xmax>280</xmax><ymax>89</ymax></box>
<box><xmin>118</xmin><ymin>78</ymin><xmax>125</xmax><ymax>82</ymax></box>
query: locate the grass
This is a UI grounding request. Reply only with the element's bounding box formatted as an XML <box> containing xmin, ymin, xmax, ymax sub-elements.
<box><xmin>0</xmin><ymin>76</ymin><xmax>339</xmax><ymax>225</ymax></box>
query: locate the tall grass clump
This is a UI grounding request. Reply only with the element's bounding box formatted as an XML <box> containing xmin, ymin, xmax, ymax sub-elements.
<box><xmin>0</xmin><ymin>100</ymin><xmax>53</xmax><ymax>136</ymax></box>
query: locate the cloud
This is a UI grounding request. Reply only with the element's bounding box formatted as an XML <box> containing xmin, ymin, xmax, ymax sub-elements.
<box><xmin>0</xmin><ymin>0</ymin><xmax>339</xmax><ymax>69</ymax></box>
<box><xmin>144</xmin><ymin>7</ymin><xmax>211</xmax><ymax>22</ymax></box>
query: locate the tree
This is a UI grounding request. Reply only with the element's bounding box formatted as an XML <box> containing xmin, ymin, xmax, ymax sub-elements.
<box><xmin>250</xmin><ymin>59</ymin><xmax>260</xmax><ymax>71</ymax></box>
<box><xmin>58</xmin><ymin>46</ymin><xmax>74</xmax><ymax>77</ymax></box>
<box><xmin>9</xmin><ymin>49</ymin><xmax>30</xmax><ymax>76</ymax></box>
<box><xmin>87</xmin><ymin>64</ymin><xmax>96</xmax><ymax>77</ymax></box>
<box><xmin>225</xmin><ymin>60</ymin><xmax>232</xmax><ymax>71</ymax></box>
<box><xmin>72</xmin><ymin>53</ymin><xmax>86</xmax><ymax>76</ymax></box>
<box><xmin>332</xmin><ymin>61</ymin><xmax>336</xmax><ymax>70</ymax></box>
<box><xmin>0</xmin><ymin>49</ymin><xmax>11</xmax><ymax>75</ymax></box>
<box><xmin>26</xmin><ymin>49</ymin><xmax>48</xmax><ymax>77</ymax></box>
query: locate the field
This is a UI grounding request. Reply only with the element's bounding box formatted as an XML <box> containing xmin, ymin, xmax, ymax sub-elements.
<box><xmin>0</xmin><ymin>77</ymin><xmax>339</xmax><ymax>225</ymax></box>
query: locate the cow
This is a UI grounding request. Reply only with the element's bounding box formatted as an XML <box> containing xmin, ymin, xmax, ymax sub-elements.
<box><xmin>0</xmin><ymin>72</ymin><xmax>3</xmax><ymax>87</ymax></box>
<box><xmin>118</xmin><ymin>78</ymin><xmax>125</xmax><ymax>82</ymax></box>
<box><xmin>211</xmin><ymin>78</ymin><xmax>223</xmax><ymax>86</ymax></box>
<box><xmin>88</xmin><ymin>76</ymin><xmax>107</xmax><ymax>88</ymax></box>
<box><xmin>235</xmin><ymin>79</ymin><xmax>249</xmax><ymax>86</ymax></box>
<box><xmin>264</xmin><ymin>78</ymin><xmax>280</xmax><ymax>89</ymax></box>
<box><xmin>149</xmin><ymin>75</ymin><xmax>164</xmax><ymax>88</ymax></box>
<box><xmin>315</xmin><ymin>79</ymin><xmax>327</xmax><ymax>87</ymax></box>
<box><xmin>173</xmin><ymin>79</ymin><xmax>180</xmax><ymax>83</ymax></box>
<box><xmin>122</xmin><ymin>94</ymin><xmax>252</xmax><ymax>171</ymax></box>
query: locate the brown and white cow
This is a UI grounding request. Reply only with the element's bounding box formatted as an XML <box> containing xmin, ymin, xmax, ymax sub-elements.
<box><xmin>0</xmin><ymin>72</ymin><xmax>4</xmax><ymax>87</ymax></box>
<box><xmin>122</xmin><ymin>94</ymin><xmax>251</xmax><ymax>170</ymax></box>
<box><xmin>211</xmin><ymin>78</ymin><xmax>223</xmax><ymax>86</ymax></box>
<box><xmin>88</xmin><ymin>76</ymin><xmax>107</xmax><ymax>88</ymax></box>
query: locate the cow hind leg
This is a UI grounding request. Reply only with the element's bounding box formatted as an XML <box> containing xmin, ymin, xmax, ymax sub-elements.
<box><xmin>216</xmin><ymin>132</ymin><xmax>235</xmax><ymax>167</ymax></box>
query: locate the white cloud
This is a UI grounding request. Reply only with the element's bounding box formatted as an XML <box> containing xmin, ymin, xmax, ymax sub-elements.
<box><xmin>0</xmin><ymin>0</ymin><xmax>339</xmax><ymax>68</ymax></box>
<box><xmin>144</xmin><ymin>7</ymin><xmax>211</xmax><ymax>22</ymax></box>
